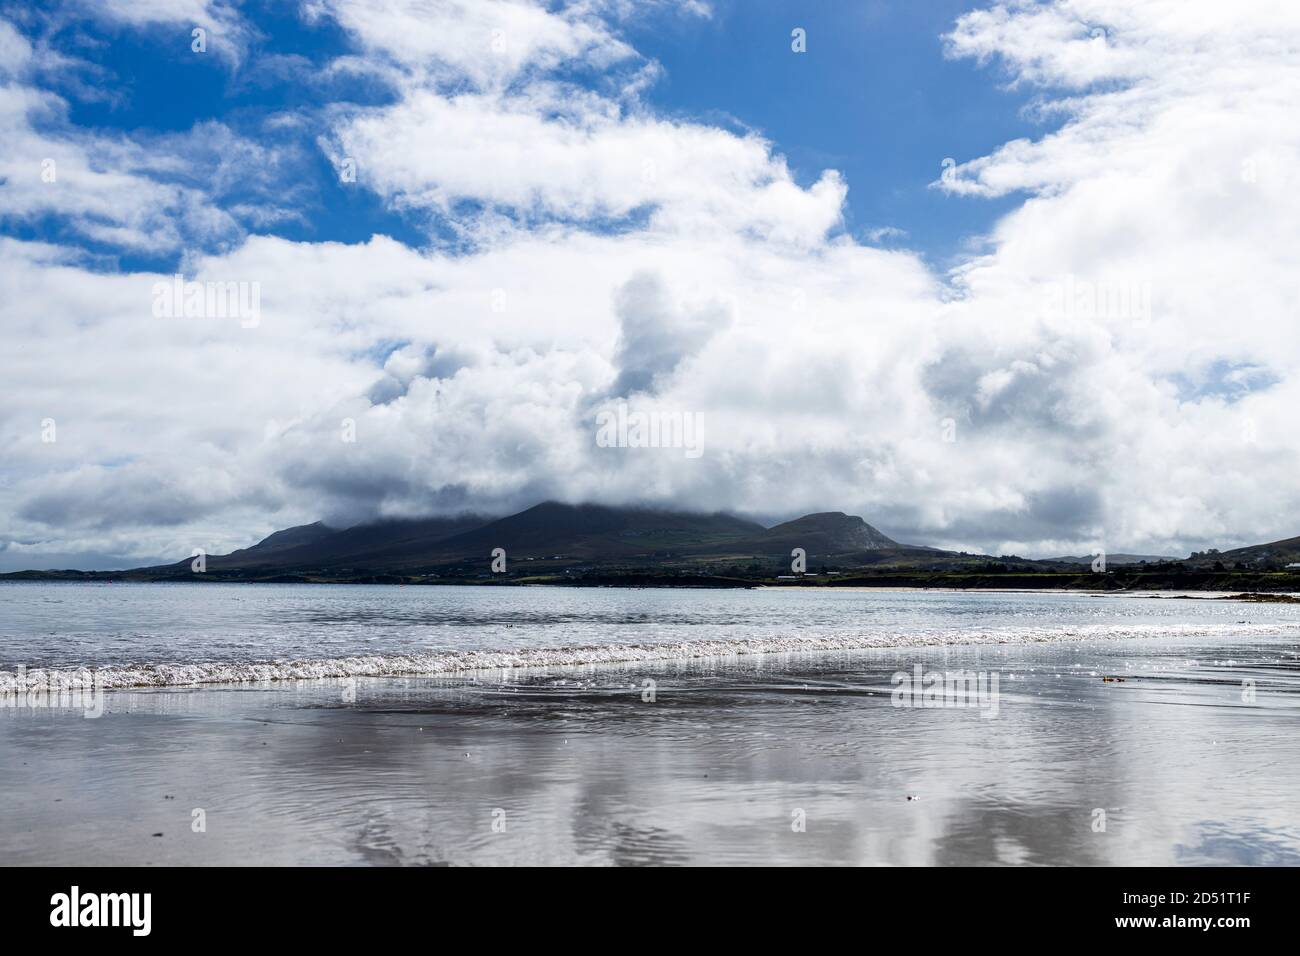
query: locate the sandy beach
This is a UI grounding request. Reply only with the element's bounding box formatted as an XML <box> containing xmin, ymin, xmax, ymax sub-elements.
<box><xmin>4</xmin><ymin>632</ymin><xmax>1298</xmax><ymax>866</ymax></box>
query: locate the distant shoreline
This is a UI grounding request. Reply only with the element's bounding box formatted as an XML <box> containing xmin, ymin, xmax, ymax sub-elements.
<box><xmin>3</xmin><ymin>569</ymin><xmax>1299</xmax><ymax>599</ymax></box>
<box><xmin>758</xmin><ymin>586</ymin><xmax>1300</xmax><ymax>602</ymax></box>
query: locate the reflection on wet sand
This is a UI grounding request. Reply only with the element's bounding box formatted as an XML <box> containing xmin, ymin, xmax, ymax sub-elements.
<box><xmin>1</xmin><ymin>636</ymin><xmax>1298</xmax><ymax>865</ymax></box>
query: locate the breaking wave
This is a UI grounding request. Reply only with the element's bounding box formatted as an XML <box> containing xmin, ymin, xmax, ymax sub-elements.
<box><xmin>2</xmin><ymin>620</ymin><xmax>1298</xmax><ymax>692</ymax></box>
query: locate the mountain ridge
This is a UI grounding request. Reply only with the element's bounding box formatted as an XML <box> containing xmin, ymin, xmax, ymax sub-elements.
<box><xmin>130</xmin><ymin>501</ymin><xmax>922</xmax><ymax>577</ymax></box>
<box><xmin>6</xmin><ymin>502</ymin><xmax>1299</xmax><ymax>587</ymax></box>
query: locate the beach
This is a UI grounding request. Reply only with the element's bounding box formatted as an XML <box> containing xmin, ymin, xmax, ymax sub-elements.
<box><xmin>3</xmin><ymin>594</ymin><xmax>1299</xmax><ymax>864</ymax></box>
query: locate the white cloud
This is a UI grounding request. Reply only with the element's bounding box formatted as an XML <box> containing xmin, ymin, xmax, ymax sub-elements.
<box><xmin>0</xmin><ymin>18</ymin><xmax>33</xmax><ymax>74</ymax></box>
<box><xmin>930</xmin><ymin>0</ymin><xmax>1300</xmax><ymax>551</ymax></box>
<box><xmin>325</xmin><ymin>87</ymin><xmax>845</xmax><ymax>244</ymax></box>
<box><xmin>3</xmin><ymin>0</ymin><xmax>1300</xmax><ymax>569</ymax></box>
<box><xmin>0</xmin><ymin>15</ymin><xmax>303</xmax><ymax>252</ymax></box>
<box><xmin>79</xmin><ymin>0</ymin><xmax>254</xmax><ymax>63</ymax></box>
<box><xmin>303</xmin><ymin>0</ymin><xmax>636</xmax><ymax>89</ymax></box>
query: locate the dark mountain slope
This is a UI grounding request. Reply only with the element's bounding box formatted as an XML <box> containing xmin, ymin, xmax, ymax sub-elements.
<box><xmin>24</xmin><ymin>503</ymin><xmax>989</xmax><ymax>580</ymax></box>
<box><xmin>427</xmin><ymin>501</ymin><xmax>767</xmax><ymax>560</ymax></box>
<box><xmin>208</xmin><ymin>514</ymin><xmax>491</xmax><ymax>570</ymax></box>
<box><xmin>757</xmin><ymin>511</ymin><xmax>898</xmax><ymax>554</ymax></box>
<box><xmin>1185</xmin><ymin>535</ymin><xmax>1300</xmax><ymax>569</ymax></box>
<box><xmin>232</xmin><ymin>522</ymin><xmax>336</xmax><ymax>557</ymax></box>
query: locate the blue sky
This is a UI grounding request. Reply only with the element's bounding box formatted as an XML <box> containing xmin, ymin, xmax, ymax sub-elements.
<box><xmin>2</xmin><ymin>0</ymin><xmax>1297</xmax><ymax>569</ymax></box>
<box><xmin>627</xmin><ymin>0</ymin><xmax>1039</xmax><ymax>265</ymax></box>
<box><xmin>10</xmin><ymin>0</ymin><xmax>1039</xmax><ymax>271</ymax></box>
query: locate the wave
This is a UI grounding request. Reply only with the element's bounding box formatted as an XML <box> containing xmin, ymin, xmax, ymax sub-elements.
<box><xmin>3</xmin><ymin>620</ymin><xmax>1299</xmax><ymax>692</ymax></box>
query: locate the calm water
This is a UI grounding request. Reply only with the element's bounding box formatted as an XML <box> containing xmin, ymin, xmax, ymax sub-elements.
<box><xmin>1</xmin><ymin>581</ymin><xmax>1297</xmax><ymax>681</ymax></box>
<box><xmin>1</xmin><ymin>583</ymin><xmax>1298</xmax><ymax>865</ymax></box>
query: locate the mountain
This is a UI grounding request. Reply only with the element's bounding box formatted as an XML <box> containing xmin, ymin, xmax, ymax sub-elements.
<box><xmin>117</xmin><ymin>502</ymin><xmax>926</xmax><ymax>578</ymax></box>
<box><xmin>424</xmin><ymin>501</ymin><xmax>767</xmax><ymax>561</ymax></box>
<box><xmin>1184</xmin><ymin>535</ymin><xmax>1300</xmax><ymax>569</ymax></box>
<box><xmin>192</xmin><ymin>514</ymin><xmax>492</xmax><ymax>572</ymax></box>
<box><xmin>11</xmin><ymin>501</ymin><xmax>1300</xmax><ymax>586</ymax></box>
<box><xmin>232</xmin><ymin>522</ymin><xmax>336</xmax><ymax>557</ymax></box>
<box><xmin>756</xmin><ymin>512</ymin><xmax>898</xmax><ymax>554</ymax></box>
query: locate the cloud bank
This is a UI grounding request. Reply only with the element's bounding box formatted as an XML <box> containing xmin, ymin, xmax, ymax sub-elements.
<box><xmin>2</xmin><ymin>0</ymin><xmax>1298</xmax><ymax>569</ymax></box>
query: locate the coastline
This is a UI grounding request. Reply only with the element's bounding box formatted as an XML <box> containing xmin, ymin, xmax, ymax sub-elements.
<box><xmin>4</xmin><ymin>633</ymin><xmax>1298</xmax><ymax>866</ymax></box>
<box><xmin>4</xmin><ymin>590</ymin><xmax>1299</xmax><ymax>692</ymax></box>
<box><xmin>6</xmin><ymin>570</ymin><xmax>1300</xmax><ymax>595</ymax></box>
<box><xmin>759</xmin><ymin>586</ymin><xmax>1300</xmax><ymax>601</ymax></box>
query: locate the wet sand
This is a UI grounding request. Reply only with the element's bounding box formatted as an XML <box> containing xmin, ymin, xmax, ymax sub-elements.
<box><xmin>2</xmin><ymin>634</ymin><xmax>1298</xmax><ymax>866</ymax></box>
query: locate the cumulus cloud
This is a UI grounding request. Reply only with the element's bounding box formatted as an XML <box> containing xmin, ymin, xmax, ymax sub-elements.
<box><xmin>0</xmin><ymin>15</ymin><xmax>303</xmax><ymax>253</ymax></box>
<box><xmin>607</xmin><ymin>272</ymin><xmax>730</xmax><ymax>398</ymax></box>
<box><xmin>928</xmin><ymin>0</ymin><xmax>1300</xmax><ymax>553</ymax></box>
<box><xmin>2</xmin><ymin>0</ymin><xmax>1299</xmax><ymax>570</ymax></box>
<box><xmin>75</xmin><ymin>0</ymin><xmax>255</xmax><ymax>63</ymax></box>
<box><xmin>323</xmin><ymin>86</ymin><xmax>845</xmax><ymax>244</ymax></box>
<box><xmin>303</xmin><ymin>0</ymin><xmax>637</xmax><ymax>89</ymax></box>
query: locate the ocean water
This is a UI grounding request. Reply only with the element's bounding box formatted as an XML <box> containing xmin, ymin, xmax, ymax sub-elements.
<box><xmin>1</xmin><ymin>581</ymin><xmax>1298</xmax><ymax>689</ymax></box>
<box><xmin>2</xmin><ymin>582</ymin><xmax>1299</xmax><ymax>865</ymax></box>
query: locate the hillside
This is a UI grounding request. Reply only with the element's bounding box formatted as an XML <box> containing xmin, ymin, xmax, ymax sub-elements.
<box><xmin>56</xmin><ymin>502</ymin><xmax>934</xmax><ymax>580</ymax></box>
<box><xmin>10</xmin><ymin>502</ymin><xmax>1298</xmax><ymax>590</ymax></box>
<box><xmin>1184</xmin><ymin>535</ymin><xmax>1300</xmax><ymax>570</ymax></box>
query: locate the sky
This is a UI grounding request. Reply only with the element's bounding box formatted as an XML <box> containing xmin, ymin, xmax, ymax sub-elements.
<box><xmin>1</xmin><ymin>0</ymin><xmax>1298</xmax><ymax>570</ymax></box>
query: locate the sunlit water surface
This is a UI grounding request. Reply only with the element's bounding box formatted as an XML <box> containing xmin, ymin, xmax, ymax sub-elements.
<box><xmin>1</xmin><ymin>583</ymin><xmax>1297</xmax><ymax>865</ymax></box>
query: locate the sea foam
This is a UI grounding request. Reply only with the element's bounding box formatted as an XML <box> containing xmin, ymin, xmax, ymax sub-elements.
<box><xmin>2</xmin><ymin>620</ymin><xmax>1298</xmax><ymax>693</ymax></box>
